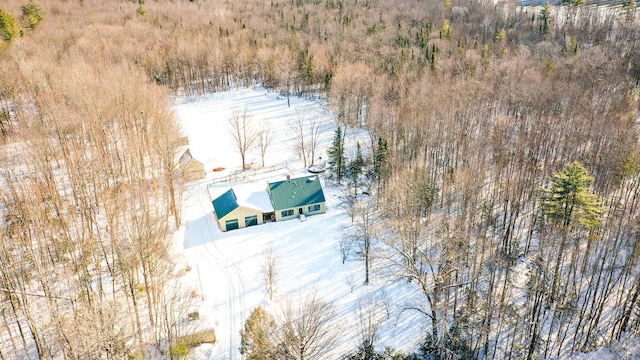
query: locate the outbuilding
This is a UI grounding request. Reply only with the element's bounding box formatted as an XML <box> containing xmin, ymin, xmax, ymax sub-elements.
<box><xmin>176</xmin><ymin>146</ymin><xmax>206</xmax><ymax>181</ymax></box>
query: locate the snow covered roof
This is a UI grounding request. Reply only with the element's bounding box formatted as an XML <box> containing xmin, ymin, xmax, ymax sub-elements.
<box><xmin>211</xmin><ymin>182</ymin><xmax>274</xmax><ymax>218</ymax></box>
<box><xmin>175</xmin><ymin>145</ymin><xmax>191</xmax><ymax>166</ymax></box>
<box><xmin>233</xmin><ymin>182</ymin><xmax>274</xmax><ymax>213</ymax></box>
<box><xmin>268</xmin><ymin>175</ymin><xmax>325</xmax><ymax>210</ymax></box>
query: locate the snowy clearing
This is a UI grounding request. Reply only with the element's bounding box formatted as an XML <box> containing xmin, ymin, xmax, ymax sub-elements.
<box><xmin>174</xmin><ymin>88</ymin><xmax>424</xmax><ymax>359</ymax></box>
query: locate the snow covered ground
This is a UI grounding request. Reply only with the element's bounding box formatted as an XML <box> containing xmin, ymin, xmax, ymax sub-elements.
<box><xmin>173</xmin><ymin>88</ymin><xmax>425</xmax><ymax>359</ymax></box>
<box><xmin>172</xmin><ymin>88</ymin><xmax>638</xmax><ymax>360</ymax></box>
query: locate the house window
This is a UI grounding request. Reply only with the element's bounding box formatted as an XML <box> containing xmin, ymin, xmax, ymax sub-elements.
<box><xmin>225</xmin><ymin>219</ymin><xmax>239</xmax><ymax>231</ymax></box>
<box><xmin>308</xmin><ymin>204</ymin><xmax>321</xmax><ymax>212</ymax></box>
<box><xmin>281</xmin><ymin>209</ymin><xmax>294</xmax><ymax>217</ymax></box>
<box><xmin>245</xmin><ymin>215</ymin><xmax>258</xmax><ymax>227</ymax></box>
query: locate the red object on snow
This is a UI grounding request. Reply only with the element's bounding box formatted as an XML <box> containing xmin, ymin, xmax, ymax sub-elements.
<box><xmin>213</xmin><ymin>167</ymin><xmax>225</xmax><ymax>172</ymax></box>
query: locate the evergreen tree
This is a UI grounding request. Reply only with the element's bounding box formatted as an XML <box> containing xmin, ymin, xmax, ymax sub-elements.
<box><xmin>349</xmin><ymin>142</ymin><xmax>365</xmax><ymax>196</ymax></box>
<box><xmin>0</xmin><ymin>9</ymin><xmax>19</xmax><ymax>47</ymax></box>
<box><xmin>540</xmin><ymin>161</ymin><xmax>603</xmax><ymax>303</ymax></box>
<box><xmin>541</xmin><ymin>161</ymin><xmax>602</xmax><ymax>229</ymax></box>
<box><xmin>343</xmin><ymin>339</ymin><xmax>378</xmax><ymax>360</ymax></box>
<box><xmin>328</xmin><ymin>126</ymin><xmax>346</xmax><ymax>184</ymax></box>
<box><xmin>343</xmin><ymin>341</ymin><xmax>416</xmax><ymax>360</ymax></box>
<box><xmin>21</xmin><ymin>1</ymin><xmax>45</xmax><ymax>30</ymax></box>
<box><xmin>240</xmin><ymin>307</ymin><xmax>278</xmax><ymax>360</ymax></box>
<box><xmin>136</xmin><ymin>0</ymin><xmax>147</xmax><ymax>16</ymax></box>
<box><xmin>539</xmin><ymin>2</ymin><xmax>552</xmax><ymax>36</ymax></box>
<box><xmin>373</xmin><ymin>136</ymin><xmax>389</xmax><ymax>184</ymax></box>
<box><xmin>439</xmin><ymin>19</ymin><xmax>451</xmax><ymax>40</ymax></box>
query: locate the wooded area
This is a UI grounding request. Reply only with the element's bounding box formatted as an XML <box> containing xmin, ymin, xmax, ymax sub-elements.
<box><xmin>1</xmin><ymin>0</ymin><xmax>640</xmax><ymax>358</ymax></box>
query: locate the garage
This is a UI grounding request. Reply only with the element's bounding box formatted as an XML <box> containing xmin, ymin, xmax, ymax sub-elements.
<box><xmin>245</xmin><ymin>215</ymin><xmax>258</xmax><ymax>227</ymax></box>
<box><xmin>225</xmin><ymin>219</ymin><xmax>239</xmax><ymax>231</ymax></box>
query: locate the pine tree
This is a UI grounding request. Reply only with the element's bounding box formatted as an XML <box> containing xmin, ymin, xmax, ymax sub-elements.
<box><xmin>541</xmin><ymin>161</ymin><xmax>602</xmax><ymax>229</ymax></box>
<box><xmin>0</xmin><ymin>9</ymin><xmax>20</xmax><ymax>48</ymax></box>
<box><xmin>328</xmin><ymin>126</ymin><xmax>346</xmax><ymax>184</ymax></box>
<box><xmin>343</xmin><ymin>339</ymin><xmax>377</xmax><ymax>360</ymax></box>
<box><xmin>21</xmin><ymin>1</ymin><xmax>45</xmax><ymax>30</ymax></box>
<box><xmin>539</xmin><ymin>2</ymin><xmax>552</xmax><ymax>36</ymax></box>
<box><xmin>373</xmin><ymin>136</ymin><xmax>389</xmax><ymax>184</ymax></box>
<box><xmin>349</xmin><ymin>142</ymin><xmax>365</xmax><ymax>196</ymax></box>
<box><xmin>439</xmin><ymin>19</ymin><xmax>451</xmax><ymax>40</ymax></box>
<box><xmin>240</xmin><ymin>307</ymin><xmax>277</xmax><ymax>360</ymax></box>
<box><xmin>540</xmin><ymin>161</ymin><xmax>603</xmax><ymax>303</ymax></box>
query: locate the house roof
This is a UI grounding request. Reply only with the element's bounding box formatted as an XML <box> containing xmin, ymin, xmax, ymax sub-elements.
<box><xmin>212</xmin><ymin>188</ymin><xmax>238</xmax><ymax>219</ymax></box>
<box><xmin>234</xmin><ymin>182</ymin><xmax>274</xmax><ymax>213</ymax></box>
<box><xmin>268</xmin><ymin>175</ymin><xmax>325</xmax><ymax>210</ymax></box>
<box><xmin>176</xmin><ymin>146</ymin><xmax>204</xmax><ymax>168</ymax></box>
<box><xmin>175</xmin><ymin>146</ymin><xmax>191</xmax><ymax>167</ymax></box>
<box><xmin>211</xmin><ymin>182</ymin><xmax>275</xmax><ymax>219</ymax></box>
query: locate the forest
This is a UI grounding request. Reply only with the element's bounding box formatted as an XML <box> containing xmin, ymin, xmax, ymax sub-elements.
<box><xmin>1</xmin><ymin>0</ymin><xmax>640</xmax><ymax>358</ymax></box>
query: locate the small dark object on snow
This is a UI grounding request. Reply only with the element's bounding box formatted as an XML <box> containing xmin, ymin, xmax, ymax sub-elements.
<box><xmin>188</xmin><ymin>311</ymin><xmax>200</xmax><ymax>321</ymax></box>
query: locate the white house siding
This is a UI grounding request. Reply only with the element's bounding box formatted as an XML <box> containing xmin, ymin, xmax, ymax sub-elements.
<box><xmin>273</xmin><ymin>202</ymin><xmax>325</xmax><ymax>222</ymax></box>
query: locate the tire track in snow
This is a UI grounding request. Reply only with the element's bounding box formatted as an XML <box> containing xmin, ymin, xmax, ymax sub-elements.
<box><xmin>195</xmin><ymin>182</ymin><xmax>246</xmax><ymax>360</ymax></box>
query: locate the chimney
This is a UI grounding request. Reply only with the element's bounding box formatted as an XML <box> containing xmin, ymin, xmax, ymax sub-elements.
<box><xmin>286</xmin><ymin>174</ymin><xmax>291</xmax><ymax>181</ymax></box>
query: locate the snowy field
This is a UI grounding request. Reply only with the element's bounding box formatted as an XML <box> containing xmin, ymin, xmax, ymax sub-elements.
<box><xmin>173</xmin><ymin>88</ymin><xmax>425</xmax><ymax>359</ymax></box>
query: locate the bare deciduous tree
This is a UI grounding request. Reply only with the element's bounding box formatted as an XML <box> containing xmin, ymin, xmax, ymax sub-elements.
<box><xmin>307</xmin><ymin>116</ymin><xmax>322</xmax><ymax>168</ymax></box>
<box><xmin>290</xmin><ymin>108</ymin><xmax>321</xmax><ymax>168</ymax></box>
<box><xmin>257</xmin><ymin>126</ymin><xmax>272</xmax><ymax>168</ymax></box>
<box><xmin>345</xmin><ymin>197</ymin><xmax>380</xmax><ymax>285</ymax></box>
<box><xmin>355</xmin><ymin>297</ymin><xmax>381</xmax><ymax>350</ymax></box>
<box><xmin>148</xmin><ymin>99</ymin><xmax>184</xmax><ymax>227</ymax></box>
<box><xmin>339</xmin><ymin>234</ymin><xmax>353</xmax><ymax>264</ymax></box>
<box><xmin>228</xmin><ymin>107</ymin><xmax>257</xmax><ymax>171</ymax></box>
<box><xmin>339</xmin><ymin>191</ymin><xmax>358</xmax><ymax>223</ymax></box>
<box><xmin>277</xmin><ymin>291</ymin><xmax>340</xmax><ymax>360</ymax></box>
<box><xmin>262</xmin><ymin>244</ymin><xmax>278</xmax><ymax>301</ymax></box>
<box><xmin>329</xmin><ymin>62</ymin><xmax>374</xmax><ymax>127</ymax></box>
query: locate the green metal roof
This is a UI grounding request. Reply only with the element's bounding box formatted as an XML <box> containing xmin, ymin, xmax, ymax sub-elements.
<box><xmin>212</xmin><ymin>188</ymin><xmax>238</xmax><ymax>219</ymax></box>
<box><xmin>268</xmin><ymin>175</ymin><xmax>325</xmax><ymax>210</ymax></box>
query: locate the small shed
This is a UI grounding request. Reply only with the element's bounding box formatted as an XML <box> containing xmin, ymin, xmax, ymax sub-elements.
<box><xmin>176</xmin><ymin>146</ymin><xmax>206</xmax><ymax>181</ymax></box>
<box><xmin>268</xmin><ymin>175</ymin><xmax>326</xmax><ymax>222</ymax></box>
<box><xmin>211</xmin><ymin>183</ymin><xmax>274</xmax><ymax>232</ymax></box>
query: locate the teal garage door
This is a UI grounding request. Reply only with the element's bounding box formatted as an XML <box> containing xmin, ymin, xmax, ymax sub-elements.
<box><xmin>245</xmin><ymin>215</ymin><xmax>258</xmax><ymax>227</ymax></box>
<box><xmin>225</xmin><ymin>219</ymin><xmax>239</xmax><ymax>231</ymax></box>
